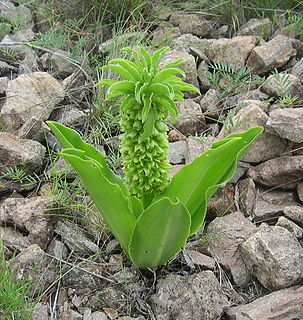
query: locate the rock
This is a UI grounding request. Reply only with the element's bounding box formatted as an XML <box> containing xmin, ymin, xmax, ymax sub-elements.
<box><xmin>54</xmin><ymin>105</ymin><xmax>87</xmax><ymax>129</ymax></box>
<box><xmin>168</xmin><ymin>140</ymin><xmax>187</xmax><ymax>164</ymax></box>
<box><xmin>0</xmin><ymin>196</ymin><xmax>58</xmax><ymax>250</ymax></box>
<box><xmin>223</xmin><ymin>89</ymin><xmax>269</xmax><ymax>108</ymax></box>
<box><xmin>39</xmin><ymin>50</ymin><xmax>78</xmax><ymax>78</ymax></box>
<box><xmin>230</xmin><ymin>161</ymin><xmax>251</xmax><ymax>184</ymax></box>
<box><xmin>183</xmin><ymin>249</ymin><xmax>215</xmax><ymax>270</ymax></box>
<box><xmin>19</xmin><ymin>50</ymin><xmax>40</xmax><ymax>74</ymax></box>
<box><xmin>240</xmin><ymin>226</ymin><xmax>303</xmax><ymax>290</ymax></box>
<box><xmin>175</xmin><ymin>14</ymin><xmax>213</xmax><ymax>37</ymax></box>
<box><xmin>207</xmin><ymin>211</ymin><xmax>256</xmax><ymax>286</ymax></box>
<box><xmin>253</xmin><ymin>189</ymin><xmax>297</xmax><ymax>223</ymax></box>
<box><xmin>247</xmin><ymin>156</ymin><xmax>303</xmax><ymax>189</ymax></box>
<box><xmin>266</xmin><ymin>107</ymin><xmax>303</xmax><ymax>143</ymax></box>
<box><xmin>31</xmin><ymin>303</ymin><xmax>49</xmax><ymax>320</ymax></box>
<box><xmin>0</xmin><ymin>72</ymin><xmax>63</xmax><ymax>131</ymax></box>
<box><xmin>169</xmin><ymin>164</ymin><xmax>184</xmax><ymax>176</ymax></box>
<box><xmin>246</xmin><ymin>35</ymin><xmax>297</xmax><ymax>74</ymax></box>
<box><xmin>0</xmin><ymin>76</ymin><xmax>8</xmax><ymax>93</ymax></box>
<box><xmin>276</xmin><ymin>216</ymin><xmax>303</xmax><ymax>239</ymax></box>
<box><xmin>0</xmin><ymin>132</ymin><xmax>46</xmax><ymax>174</ymax></box>
<box><xmin>236</xmin><ymin>18</ymin><xmax>273</xmax><ymax>38</ymax></box>
<box><xmin>197</xmin><ymin>60</ymin><xmax>211</xmax><ymax>90</ymax></box>
<box><xmin>185</xmin><ymin>136</ymin><xmax>213</xmax><ymax>164</ymax></box>
<box><xmin>174</xmin><ymin>99</ymin><xmax>205</xmax><ymax>135</ymax></box>
<box><xmin>11</xmin><ymin>244</ymin><xmax>57</xmax><ymax>296</ymax></box>
<box><xmin>0</xmin><ymin>225</ymin><xmax>32</xmax><ymax>251</ymax></box>
<box><xmin>297</xmin><ymin>182</ymin><xmax>303</xmax><ymax>201</ymax></box>
<box><xmin>54</xmin><ymin>220</ymin><xmax>100</xmax><ymax>255</ymax></box>
<box><xmin>217</xmin><ymin>101</ymin><xmax>287</xmax><ymax>163</ymax></box>
<box><xmin>172</xmin><ymin>33</ymin><xmax>210</xmax><ymax>56</ymax></box>
<box><xmin>0</xmin><ymin>35</ymin><xmax>30</xmax><ymax>62</ymax></box>
<box><xmin>1</xmin><ymin>4</ymin><xmax>34</xmax><ymax>29</ymax></box>
<box><xmin>207</xmin><ymin>183</ymin><xmax>236</xmax><ymax>218</ymax></box>
<box><xmin>149</xmin><ymin>271</ymin><xmax>230</xmax><ymax>320</ymax></box>
<box><xmin>62</xmin><ymin>71</ymin><xmax>88</xmax><ymax>106</ymax></box>
<box><xmin>0</xmin><ymin>22</ymin><xmax>11</xmax><ymax>40</ymax></box>
<box><xmin>292</xmin><ymin>57</ymin><xmax>303</xmax><ymax>81</ymax></box>
<box><xmin>91</xmin><ymin>311</ymin><xmax>108</xmax><ymax>320</ymax></box>
<box><xmin>0</xmin><ymin>60</ymin><xmax>18</xmax><ymax>76</ymax></box>
<box><xmin>0</xmin><ymin>177</ymin><xmax>36</xmax><ymax>194</ymax></box>
<box><xmin>205</xmin><ymin>36</ymin><xmax>256</xmax><ymax>71</ymax></box>
<box><xmin>283</xmin><ymin>206</ymin><xmax>303</xmax><ymax>228</ymax></box>
<box><xmin>15</xmin><ymin>117</ymin><xmax>49</xmax><ymax>142</ymax></box>
<box><xmin>47</xmin><ymin>239</ymin><xmax>69</xmax><ymax>260</ymax></box>
<box><xmin>226</xmin><ymin>285</ymin><xmax>303</xmax><ymax>320</ymax></box>
<box><xmin>262</xmin><ymin>73</ymin><xmax>303</xmax><ymax>98</ymax></box>
<box><xmin>152</xmin><ymin>23</ymin><xmax>181</xmax><ymax>43</ymax></box>
<box><xmin>86</xmin><ymin>287</ymin><xmax>126</xmax><ymax>310</ymax></box>
<box><xmin>160</xmin><ymin>49</ymin><xmax>199</xmax><ymax>93</ymax></box>
<box><xmin>168</xmin><ymin>129</ymin><xmax>184</xmax><ymax>142</ymax></box>
<box><xmin>237</xmin><ymin>177</ymin><xmax>256</xmax><ymax>217</ymax></box>
<box><xmin>199</xmin><ymin>88</ymin><xmax>221</xmax><ymax>115</ymax></box>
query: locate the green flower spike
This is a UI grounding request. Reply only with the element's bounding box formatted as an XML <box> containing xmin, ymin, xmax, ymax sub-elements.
<box><xmin>97</xmin><ymin>47</ymin><xmax>200</xmax><ymax>199</ymax></box>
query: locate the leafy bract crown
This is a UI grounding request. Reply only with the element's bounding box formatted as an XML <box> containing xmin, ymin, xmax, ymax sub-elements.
<box><xmin>98</xmin><ymin>47</ymin><xmax>200</xmax><ymax>197</ymax></box>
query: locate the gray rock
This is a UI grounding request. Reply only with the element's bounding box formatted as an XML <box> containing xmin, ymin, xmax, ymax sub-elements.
<box><xmin>0</xmin><ymin>225</ymin><xmax>32</xmax><ymax>251</ymax></box>
<box><xmin>91</xmin><ymin>311</ymin><xmax>108</xmax><ymax>320</ymax></box>
<box><xmin>172</xmin><ymin>33</ymin><xmax>210</xmax><ymax>56</ymax></box>
<box><xmin>292</xmin><ymin>57</ymin><xmax>303</xmax><ymax>81</ymax></box>
<box><xmin>168</xmin><ymin>140</ymin><xmax>187</xmax><ymax>164</ymax></box>
<box><xmin>0</xmin><ymin>76</ymin><xmax>8</xmax><ymax>93</ymax></box>
<box><xmin>0</xmin><ymin>132</ymin><xmax>46</xmax><ymax>174</ymax></box>
<box><xmin>11</xmin><ymin>244</ymin><xmax>57</xmax><ymax>296</ymax></box>
<box><xmin>197</xmin><ymin>60</ymin><xmax>211</xmax><ymax>90</ymax></box>
<box><xmin>55</xmin><ymin>105</ymin><xmax>87</xmax><ymax>129</ymax></box>
<box><xmin>39</xmin><ymin>50</ymin><xmax>78</xmax><ymax>78</ymax></box>
<box><xmin>207</xmin><ymin>183</ymin><xmax>236</xmax><ymax>218</ymax></box>
<box><xmin>224</xmin><ymin>89</ymin><xmax>269</xmax><ymax>108</ymax></box>
<box><xmin>266</xmin><ymin>107</ymin><xmax>303</xmax><ymax>143</ymax></box>
<box><xmin>149</xmin><ymin>271</ymin><xmax>230</xmax><ymax>320</ymax></box>
<box><xmin>284</xmin><ymin>205</ymin><xmax>303</xmax><ymax>228</ymax></box>
<box><xmin>205</xmin><ymin>36</ymin><xmax>257</xmax><ymax>71</ymax></box>
<box><xmin>236</xmin><ymin>18</ymin><xmax>273</xmax><ymax>38</ymax></box>
<box><xmin>0</xmin><ymin>72</ymin><xmax>63</xmax><ymax>131</ymax></box>
<box><xmin>262</xmin><ymin>73</ymin><xmax>303</xmax><ymax>98</ymax></box>
<box><xmin>217</xmin><ymin>101</ymin><xmax>287</xmax><ymax>163</ymax></box>
<box><xmin>1</xmin><ymin>4</ymin><xmax>34</xmax><ymax>29</ymax></box>
<box><xmin>86</xmin><ymin>287</ymin><xmax>127</xmax><ymax>310</ymax></box>
<box><xmin>174</xmin><ymin>99</ymin><xmax>205</xmax><ymax>135</ymax></box>
<box><xmin>0</xmin><ymin>177</ymin><xmax>36</xmax><ymax>193</ymax></box>
<box><xmin>226</xmin><ymin>285</ymin><xmax>303</xmax><ymax>320</ymax></box>
<box><xmin>207</xmin><ymin>211</ymin><xmax>256</xmax><ymax>286</ymax></box>
<box><xmin>0</xmin><ymin>196</ymin><xmax>57</xmax><ymax>250</ymax></box>
<box><xmin>253</xmin><ymin>189</ymin><xmax>297</xmax><ymax>223</ymax></box>
<box><xmin>183</xmin><ymin>249</ymin><xmax>215</xmax><ymax>270</ymax></box>
<box><xmin>54</xmin><ymin>220</ymin><xmax>100</xmax><ymax>255</ymax></box>
<box><xmin>31</xmin><ymin>303</ymin><xmax>48</xmax><ymax>320</ymax></box>
<box><xmin>230</xmin><ymin>161</ymin><xmax>251</xmax><ymax>184</ymax></box>
<box><xmin>247</xmin><ymin>156</ymin><xmax>303</xmax><ymax>189</ymax></box>
<box><xmin>240</xmin><ymin>225</ymin><xmax>303</xmax><ymax>290</ymax></box>
<box><xmin>152</xmin><ymin>23</ymin><xmax>181</xmax><ymax>43</ymax></box>
<box><xmin>297</xmin><ymin>182</ymin><xmax>303</xmax><ymax>201</ymax></box>
<box><xmin>247</xmin><ymin>35</ymin><xmax>297</xmax><ymax>74</ymax></box>
<box><xmin>15</xmin><ymin>117</ymin><xmax>49</xmax><ymax>142</ymax></box>
<box><xmin>276</xmin><ymin>216</ymin><xmax>303</xmax><ymax>239</ymax></box>
<box><xmin>200</xmin><ymin>88</ymin><xmax>221</xmax><ymax>115</ymax></box>
<box><xmin>0</xmin><ymin>22</ymin><xmax>11</xmax><ymax>40</ymax></box>
<box><xmin>237</xmin><ymin>177</ymin><xmax>256</xmax><ymax>217</ymax></box>
<box><xmin>177</xmin><ymin>14</ymin><xmax>213</xmax><ymax>37</ymax></box>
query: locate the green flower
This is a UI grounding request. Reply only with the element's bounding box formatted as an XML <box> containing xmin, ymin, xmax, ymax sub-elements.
<box><xmin>98</xmin><ymin>47</ymin><xmax>200</xmax><ymax>198</ymax></box>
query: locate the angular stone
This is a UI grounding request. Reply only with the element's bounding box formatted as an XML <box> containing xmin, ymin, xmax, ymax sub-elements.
<box><xmin>152</xmin><ymin>23</ymin><xmax>181</xmax><ymax>43</ymax></box>
<box><xmin>0</xmin><ymin>132</ymin><xmax>46</xmax><ymax>175</ymax></box>
<box><xmin>247</xmin><ymin>156</ymin><xmax>303</xmax><ymax>189</ymax></box>
<box><xmin>276</xmin><ymin>216</ymin><xmax>303</xmax><ymax>239</ymax></box>
<box><xmin>237</xmin><ymin>177</ymin><xmax>256</xmax><ymax>217</ymax></box>
<box><xmin>240</xmin><ymin>226</ymin><xmax>303</xmax><ymax>290</ymax></box>
<box><xmin>207</xmin><ymin>212</ymin><xmax>256</xmax><ymax>286</ymax></box>
<box><xmin>11</xmin><ymin>244</ymin><xmax>57</xmax><ymax>296</ymax></box>
<box><xmin>247</xmin><ymin>35</ymin><xmax>297</xmax><ymax>74</ymax></box>
<box><xmin>31</xmin><ymin>303</ymin><xmax>49</xmax><ymax>320</ymax></box>
<box><xmin>224</xmin><ymin>89</ymin><xmax>269</xmax><ymax>108</ymax></box>
<box><xmin>55</xmin><ymin>105</ymin><xmax>87</xmax><ymax>129</ymax></box>
<box><xmin>197</xmin><ymin>60</ymin><xmax>211</xmax><ymax>90</ymax></box>
<box><xmin>0</xmin><ymin>72</ymin><xmax>63</xmax><ymax>131</ymax></box>
<box><xmin>185</xmin><ymin>136</ymin><xmax>213</xmax><ymax>164</ymax></box>
<box><xmin>200</xmin><ymin>88</ymin><xmax>221</xmax><ymax>115</ymax></box>
<box><xmin>284</xmin><ymin>206</ymin><xmax>303</xmax><ymax>228</ymax></box>
<box><xmin>174</xmin><ymin>99</ymin><xmax>205</xmax><ymax>136</ymax></box>
<box><xmin>0</xmin><ymin>225</ymin><xmax>32</xmax><ymax>251</ymax></box>
<box><xmin>206</xmin><ymin>36</ymin><xmax>256</xmax><ymax>71</ymax></box>
<box><xmin>253</xmin><ymin>189</ymin><xmax>297</xmax><ymax>223</ymax></box>
<box><xmin>217</xmin><ymin>101</ymin><xmax>287</xmax><ymax>163</ymax></box>
<box><xmin>297</xmin><ymin>182</ymin><xmax>303</xmax><ymax>201</ymax></box>
<box><xmin>183</xmin><ymin>249</ymin><xmax>215</xmax><ymax>270</ymax></box>
<box><xmin>177</xmin><ymin>15</ymin><xmax>213</xmax><ymax>37</ymax></box>
<box><xmin>54</xmin><ymin>220</ymin><xmax>100</xmax><ymax>255</ymax></box>
<box><xmin>226</xmin><ymin>285</ymin><xmax>303</xmax><ymax>320</ymax></box>
<box><xmin>0</xmin><ymin>196</ymin><xmax>57</xmax><ymax>250</ymax></box>
<box><xmin>262</xmin><ymin>73</ymin><xmax>303</xmax><ymax>98</ymax></box>
<box><xmin>236</xmin><ymin>18</ymin><xmax>273</xmax><ymax>38</ymax></box>
<box><xmin>266</xmin><ymin>107</ymin><xmax>303</xmax><ymax>143</ymax></box>
<box><xmin>168</xmin><ymin>140</ymin><xmax>187</xmax><ymax>164</ymax></box>
<box><xmin>292</xmin><ymin>57</ymin><xmax>303</xmax><ymax>81</ymax></box>
<box><xmin>149</xmin><ymin>271</ymin><xmax>230</xmax><ymax>320</ymax></box>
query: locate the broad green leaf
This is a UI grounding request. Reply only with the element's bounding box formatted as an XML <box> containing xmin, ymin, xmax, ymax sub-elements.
<box><xmin>151</xmin><ymin>47</ymin><xmax>169</xmax><ymax>70</ymax></box>
<box><xmin>106</xmin><ymin>81</ymin><xmax>136</xmax><ymax>99</ymax></box>
<box><xmin>129</xmin><ymin>197</ymin><xmax>191</xmax><ymax>268</ymax></box>
<box><xmin>109</xmin><ymin>58</ymin><xmax>141</xmax><ymax>81</ymax></box>
<box><xmin>149</xmin><ymin>83</ymin><xmax>171</xmax><ymax>98</ymax></box>
<box><xmin>140</xmin><ymin>108</ymin><xmax>157</xmax><ymax>140</ymax></box>
<box><xmin>141</xmin><ymin>93</ymin><xmax>153</xmax><ymax>122</ymax></box>
<box><xmin>164</xmin><ymin>58</ymin><xmax>186</xmax><ymax>68</ymax></box>
<box><xmin>154</xmin><ymin>126</ymin><xmax>263</xmax><ymax>234</ymax></box>
<box><xmin>152</xmin><ymin>96</ymin><xmax>178</xmax><ymax>122</ymax></box>
<box><xmin>101</xmin><ymin>64</ymin><xmax>136</xmax><ymax>81</ymax></box>
<box><xmin>60</xmin><ymin>149</ymin><xmax>137</xmax><ymax>252</ymax></box>
<box><xmin>96</xmin><ymin>79</ymin><xmax>117</xmax><ymax>87</ymax></box>
<box><xmin>152</xmin><ymin>67</ymin><xmax>186</xmax><ymax>83</ymax></box>
<box><xmin>46</xmin><ymin>121</ymin><xmax>142</xmax><ymax>216</ymax></box>
<box><xmin>140</xmin><ymin>47</ymin><xmax>152</xmax><ymax>69</ymax></box>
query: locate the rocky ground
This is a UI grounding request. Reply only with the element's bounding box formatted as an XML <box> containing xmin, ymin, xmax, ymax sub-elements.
<box><xmin>1</xmin><ymin>1</ymin><xmax>303</xmax><ymax>319</ymax></box>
